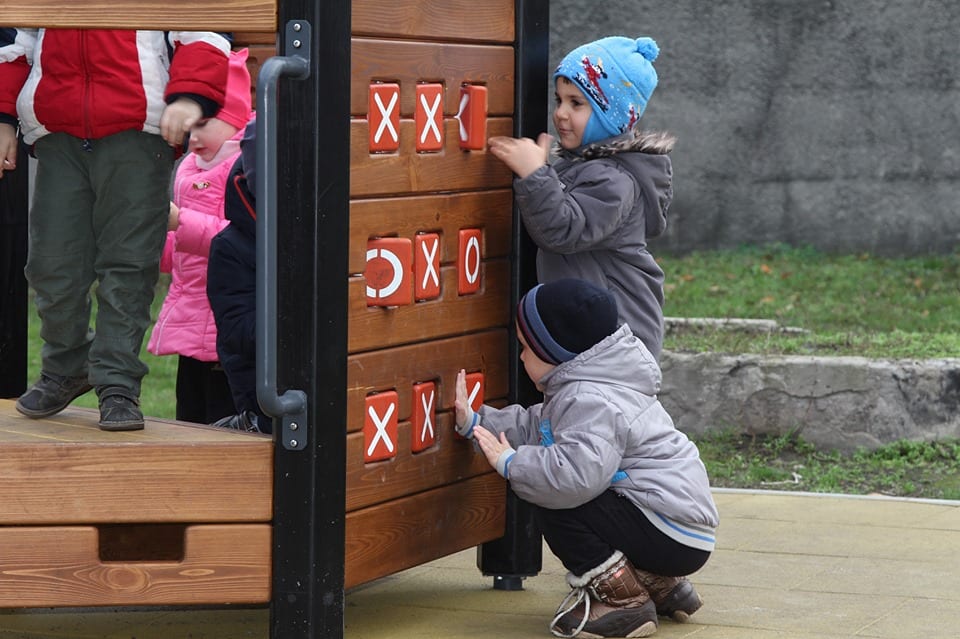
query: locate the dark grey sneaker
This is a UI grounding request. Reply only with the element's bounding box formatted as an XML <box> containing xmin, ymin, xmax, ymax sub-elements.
<box><xmin>210</xmin><ymin>410</ymin><xmax>261</xmax><ymax>433</ymax></box>
<box><xmin>15</xmin><ymin>372</ymin><xmax>92</xmax><ymax>418</ymax></box>
<box><xmin>97</xmin><ymin>386</ymin><xmax>144</xmax><ymax>431</ymax></box>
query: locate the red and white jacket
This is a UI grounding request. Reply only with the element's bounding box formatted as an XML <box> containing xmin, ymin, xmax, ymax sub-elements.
<box><xmin>0</xmin><ymin>29</ymin><xmax>230</xmax><ymax>144</ymax></box>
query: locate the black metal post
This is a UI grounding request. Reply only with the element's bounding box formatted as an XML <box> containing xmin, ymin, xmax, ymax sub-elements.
<box><xmin>269</xmin><ymin>1</ymin><xmax>350</xmax><ymax>638</ymax></box>
<box><xmin>478</xmin><ymin>0</ymin><xmax>550</xmax><ymax>589</ymax></box>
<box><xmin>0</xmin><ymin>146</ymin><xmax>28</xmax><ymax>399</ymax></box>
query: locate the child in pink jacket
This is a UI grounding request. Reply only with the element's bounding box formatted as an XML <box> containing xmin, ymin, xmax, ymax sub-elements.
<box><xmin>147</xmin><ymin>49</ymin><xmax>253</xmax><ymax>424</ymax></box>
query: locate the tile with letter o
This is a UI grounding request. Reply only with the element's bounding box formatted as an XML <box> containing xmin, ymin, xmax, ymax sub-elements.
<box><xmin>368</xmin><ymin>82</ymin><xmax>400</xmax><ymax>153</ymax></box>
<box><xmin>365</xmin><ymin>238</ymin><xmax>413</xmax><ymax>307</ymax></box>
<box><xmin>364</xmin><ymin>391</ymin><xmax>399</xmax><ymax>463</ymax></box>
<box><xmin>457</xmin><ymin>228</ymin><xmax>482</xmax><ymax>295</ymax></box>
<box><xmin>411</xmin><ymin>381</ymin><xmax>437</xmax><ymax>452</ymax></box>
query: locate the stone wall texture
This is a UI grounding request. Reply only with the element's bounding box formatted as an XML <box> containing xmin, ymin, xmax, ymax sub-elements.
<box><xmin>550</xmin><ymin>0</ymin><xmax>960</xmax><ymax>256</ymax></box>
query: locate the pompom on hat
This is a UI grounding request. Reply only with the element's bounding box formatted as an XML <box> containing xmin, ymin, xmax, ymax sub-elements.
<box><xmin>554</xmin><ymin>36</ymin><xmax>660</xmax><ymax>146</ymax></box>
<box><xmin>516</xmin><ymin>279</ymin><xmax>619</xmax><ymax>366</ymax></box>
<box><xmin>216</xmin><ymin>48</ymin><xmax>253</xmax><ymax>131</ymax></box>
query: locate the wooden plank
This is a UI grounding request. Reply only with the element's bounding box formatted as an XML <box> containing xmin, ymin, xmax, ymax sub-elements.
<box><xmin>0</xmin><ymin>1</ymin><xmax>276</xmax><ymax>31</ymax></box>
<box><xmin>351</xmin><ymin>118</ymin><xmax>513</xmax><ymax>197</ymax></box>
<box><xmin>0</xmin><ymin>524</ymin><xmax>270</xmax><ymax>607</ymax></box>
<box><xmin>352</xmin><ymin>0</ymin><xmax>514</xmax><ymax>43</ymax></box>
<box><xmin>344</xmin><ymin>472</ymin><xmax>505</xmax><ymax>589</ymax></box>
<box><xmin>0</xmin><ymin>402</ymin><xmax>272</xmax><ymax>524</ymax></box>
<box><xmin>352</xmin><ymin>39</ymin><xmax>514</xmax><ymax>116</ymax></box>
<box><xmin>349</xmin><ymin>190</ymin><xmax>512</xmax><ymax>274</ymax></box>
<box><xmin>346</xmin><ymin>330</ymin><xmax>510</xmax><ymax>432</ymax></box>
<box><xmin>346</xmin><ymin>411</ymin><xmax>491</xmax><ymax>511</ymax></box>
<box><xmin>349</xmin><ymin>260</ymin><xmax>511</xmax><ymax>352</ymax></box>
<box><xmin>231</xmin><ymin>31</ymin><xmax>278</xmax><ymax>45</ymax></box>
<box><xmin>243</xmin><ymin>43</ymin><xmax>278</xmax><ymax>105</ymax></box>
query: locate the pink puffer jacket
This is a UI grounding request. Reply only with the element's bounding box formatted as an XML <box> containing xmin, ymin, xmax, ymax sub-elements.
<box><xmin>147</xmin><ymin>136</ymin><xmax>241</xmax><ymax>361</ymax></box>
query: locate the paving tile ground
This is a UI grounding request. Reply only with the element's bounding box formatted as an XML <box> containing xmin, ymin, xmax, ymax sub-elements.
<box><xmin>2</xmin><ymin>490</ymin><xmax>958</xmax><ymax>639</ymax></box>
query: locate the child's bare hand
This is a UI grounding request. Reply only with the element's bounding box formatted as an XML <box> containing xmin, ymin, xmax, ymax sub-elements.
<box><xmin>454</xmin><ymin>368</ymin><xmax>469</xmax><ymax>426</ymax></box>
<box><xmin>0</xmin><ymin>122</ymin><xmax>17</xmax><ymax>179</ymax></box>
<box><xmin>168</xmin><ymin>201</ymin><xmax>180</xmax><ymax>231</ymax></box>
<box><xmin>160</xmin><ymin>97</ymin><xmax>202</xmax><ymax>147</ymax></box>
<box><xmin>488</xmin><ymin>133</ymin><xmax>552</xmax><ymax>179</ymax></box>
<box><xmin>473</xmin><ymin>426</ymin><xmax>512</xmax><ymax>470</ymax></box>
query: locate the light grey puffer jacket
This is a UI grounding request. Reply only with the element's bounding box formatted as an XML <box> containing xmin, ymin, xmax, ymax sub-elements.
<box><xmin>478</xmin><ymin>324</ymin><xmax>719</xmax><ymax>551</ymax></box>
<box><xmin>514</xmin><ymin>129</ymin><xmax>674</xmax><ymax>361</ymax></box>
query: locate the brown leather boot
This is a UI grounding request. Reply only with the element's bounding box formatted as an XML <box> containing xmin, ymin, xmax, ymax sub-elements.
<box><xmin>550</xmin><ymin>551</ymin><xmax>658</xmax><ymax>638</ymax></box>
<box><xmin>631</xmin><ymin>569</ymin><xmax>702</xmax><ymax>622</ymax></box>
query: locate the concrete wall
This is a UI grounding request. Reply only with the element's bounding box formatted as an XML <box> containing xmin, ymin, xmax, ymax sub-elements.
<box><xmin>550</xmin><ymin>0</ymin><xmax>960</xmax><ymax>256</ymax></box>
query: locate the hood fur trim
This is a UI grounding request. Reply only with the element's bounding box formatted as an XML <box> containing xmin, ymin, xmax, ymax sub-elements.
<box><xmin>557</xmin><ymin>128</ymin><xmax>676</xmax><ymax>161</ymax></box>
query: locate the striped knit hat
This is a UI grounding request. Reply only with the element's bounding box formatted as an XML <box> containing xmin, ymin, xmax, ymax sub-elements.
<box><xmin>516</xmin><ymin>279</ymin><xmax>619</xmax><ymax>365</ymax></box>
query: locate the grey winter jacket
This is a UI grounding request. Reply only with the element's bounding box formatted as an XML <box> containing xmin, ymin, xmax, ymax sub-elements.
<box><xmin>478</xmin><ymin>324</ymin><xmax>718</xmax><ymax>551</ymax></box>
<box><xmin>514</xmin><ymin>129</ymin><xmax>674</xmax><ymax>360</ymax></box>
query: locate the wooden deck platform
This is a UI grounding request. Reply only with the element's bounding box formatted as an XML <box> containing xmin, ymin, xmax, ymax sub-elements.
<box><xmin>0</xmin><ymin>398</ymin><xmax>273</xmax><ymax>607</ymax></box>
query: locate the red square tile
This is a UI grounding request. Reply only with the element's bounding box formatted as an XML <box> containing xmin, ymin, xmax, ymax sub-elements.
<box><xmin>457</xmin><ymin>84</ymin><xmax>487</xmax><ymax>150</ymax></box>
<box><xmin>458</xmin><ymin>228</ymin><xmax>482</xmax><ymax>295</ymax></box>
<box><xmin>411</xmin><ymin>381</ymin><xmax>437</xmax><ymax>452</ymax></box>
<box><xmin>366</xmin><ymin>237</ymin><xmax>413</xmax><ymax>307</ymax></box>
<box><xmin>368</xmin><ymin>83</ymin><xmax>400</xmax><ymax>153</ymax></box>
<box><xmin>364</xmin><ymin>391</ymin><xmax>399</xmax><ymax>463</ymax></box>
<box><xmin>414</xmin><ymin>233</ymin><xmax>441</xmax><ymax>300</ymax></box>
<box><xmin>415</xmin><ymin>83</ymin><xmax>444</xmax><ymax>152</ymax></box>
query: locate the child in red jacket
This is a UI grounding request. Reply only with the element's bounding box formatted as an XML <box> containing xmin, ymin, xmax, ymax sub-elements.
<box><xmin>0</xmin><ymin>28</ymin><xmax>230</xmax><ymax>430</ymax></box>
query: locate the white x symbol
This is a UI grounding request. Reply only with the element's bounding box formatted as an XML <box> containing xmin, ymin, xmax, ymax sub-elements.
<box><xmin>419</xmin><ymin>390</ymin><xmax>435</xmax><ymax>441</ymax></box>
<box><xmin>467</xmin><ymin>380</ymin><xmax>480</xmax><ymax>410</ymax></box>
<box><xmin>455</xmin><ymin>92</ymin><xmax>470</xmax><ymax>142</ymax></box>
<box><xmin>374</xmin><ymin>91</ymin><xmax>399</xmax><ymax>144</ymax></box>
<box><xmin>420</xmin><ymin>238</ymin><xmax>439</xmax><ymax>289</ymax></box>
<box><xmin>419</xmin><ymin>92</ymin><xmax>442</xmax><ymax>144</ymax></box>
<box><xmin>367</xmin><ymin>402</ymin><xmax>396</xmax><ymax>456</ymax></box>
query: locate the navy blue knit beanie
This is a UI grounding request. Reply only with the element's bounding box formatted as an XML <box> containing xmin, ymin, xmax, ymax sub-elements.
<box><xmin>516</xmin><ymin>279</ymin><xmax>619</xmax><ymax>365</ymax></box>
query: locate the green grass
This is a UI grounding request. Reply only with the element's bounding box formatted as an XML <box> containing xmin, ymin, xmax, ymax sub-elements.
<box><xmin>696</xmin><ymin>430</ymin><xmax>960</xmax><ymax>501</ymax></box>
<box><xmin>660</xmin><ymin>244</ymin><xmax>960</xmax><ymax>358</ymax></box>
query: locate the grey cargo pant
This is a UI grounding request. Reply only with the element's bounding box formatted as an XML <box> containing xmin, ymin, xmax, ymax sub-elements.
<box><xmin>25</xmin><ymin>130</ymin><xmax>173</xmax><ymax>398</ymax></box>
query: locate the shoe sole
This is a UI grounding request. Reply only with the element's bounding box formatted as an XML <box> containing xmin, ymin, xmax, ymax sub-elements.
<box><xmin>99</xmin><ymin>419</ymin><xmax>145</xmax><ymax>432</ymax></box>
<box><xmin>578</xmin><ymin>620</ymin><xmax>658</xmax><ymax>639</ymax></box>
<box><xmin>15</xmin><ymin>384</ymin><xmax>93</xmax><ymax>419</ymax></box>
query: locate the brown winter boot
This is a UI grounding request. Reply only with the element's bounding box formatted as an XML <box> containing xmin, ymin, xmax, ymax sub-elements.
<box><xmin>631</xmin><ymin>569</ymin><xmax>702</xmax><ymax>622</ymax></box>
<box><xmin>550</xmin><ymin>551</ymin><xmax>658</xmax><ymax>638</ymax></box>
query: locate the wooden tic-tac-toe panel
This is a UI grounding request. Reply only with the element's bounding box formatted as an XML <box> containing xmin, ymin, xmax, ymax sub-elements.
<box><xmin>345</xmin><ymin>0</ymin><xmax>516</xmax><ymax>588</ymax></box>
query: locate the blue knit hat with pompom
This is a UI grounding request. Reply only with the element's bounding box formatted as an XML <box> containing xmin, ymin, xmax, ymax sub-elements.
<box><xmin>554</xmin><ymin>36</ymin><xmax>660</xmax><ymax>146</ymax></box>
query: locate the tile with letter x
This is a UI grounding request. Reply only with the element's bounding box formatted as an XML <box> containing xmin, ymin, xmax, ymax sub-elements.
<box><xmin>364</xmin><ymin>391</ymin><xmax>398</xmax><ymax>463</ymax></box>
<box><xmin>411</xmin><ymin>381</ymin><xmax>437</xmax><ymax>452</ymax></box>
<box><xmin>368</xmin><ymin>82</ymin><xmax>400</xmax><ymax>153</ymax></box>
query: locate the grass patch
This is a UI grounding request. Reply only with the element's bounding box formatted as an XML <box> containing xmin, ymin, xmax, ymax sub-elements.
<box><xmin>660</xmin><ymin>244</ymin><xmax>960</xmax><ymax>358</ymax></box>
<box><xmin>695</xmin><ymin>430</ymin><xmax>960</xmax><ymax>501</ymax></box>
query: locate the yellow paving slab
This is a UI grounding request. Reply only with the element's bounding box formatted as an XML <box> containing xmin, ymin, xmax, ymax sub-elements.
<box><xmin>0</xmin><ymin>490</ymin><xmax>958</xmax><ymax>639</ymax></box>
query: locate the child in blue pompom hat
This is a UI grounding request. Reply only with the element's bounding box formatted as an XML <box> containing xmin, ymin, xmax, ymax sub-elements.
<box><xmin>488</xmin><ymin>35</ymin><xmax>675</xmax><ymax>361</ymax></box>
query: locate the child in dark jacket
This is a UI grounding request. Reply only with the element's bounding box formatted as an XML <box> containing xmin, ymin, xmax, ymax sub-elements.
<box><xmin>488</xmin><ymin>36</ymin><xmax>674</xmax><ymax>361</ymax></box>
<box><xmin>206</xmin><ymin>116</ymin><xmax>269</xmax><ymax>433</ymax></box>
<box><xmin>456</xmin><ymin>278</ymin><xmax>718</xmax><ymax>639</ymax></box>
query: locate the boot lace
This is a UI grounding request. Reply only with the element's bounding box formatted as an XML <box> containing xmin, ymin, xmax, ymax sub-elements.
<box><xmin>550</xmin><ymin>586</ymin><xmax>590</xmax><ymax>638</ymax></box>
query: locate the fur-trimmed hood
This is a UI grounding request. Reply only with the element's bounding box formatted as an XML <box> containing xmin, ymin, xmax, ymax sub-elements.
<box><xmin>557</xmin><ymin>128</ymin><xmax>676</xmax><ymax>161</ymax></box>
